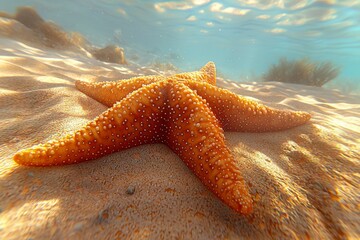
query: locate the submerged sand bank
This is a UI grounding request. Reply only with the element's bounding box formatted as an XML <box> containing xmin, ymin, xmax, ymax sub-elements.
<box><xmin>0</xmin><ymin>7</ymin><xmax>126</xmax><ymax>65</ymax></box>
<box><xmin>0</xmin><ymin>38</ymin><xmax>359</xmax><ymax>239</ymax></box>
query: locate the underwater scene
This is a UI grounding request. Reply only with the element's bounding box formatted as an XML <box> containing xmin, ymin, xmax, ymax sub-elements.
<box><xmin>0</xmin><ymin>1</ymin><xmax>359</xmax><ymax>239</ymax></box>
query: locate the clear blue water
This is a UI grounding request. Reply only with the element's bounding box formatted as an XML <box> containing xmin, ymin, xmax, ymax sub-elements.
<box><xmin>1</xmin><ymin>0</ymin><xmax>360</xmax><ymax>91</ymax></box>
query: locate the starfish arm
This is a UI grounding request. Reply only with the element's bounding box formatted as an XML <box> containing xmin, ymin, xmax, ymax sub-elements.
<box><xmin>174</xmin><ymin>61</ymin><xmax>216</xmax><ymax>85</ymax></box>
<box><xmin>75</xmin><ymin>62</ymin><xmax>216</xmax><ymax>107</ymax></box>
<box><xmin>13</xmin><ymin>81</ymin><xmax>166</xmax><ymax>166</ymax></box>
<box><xmin>75</xmin><ymin>75</ymin><xmax>162</xmax><ymax>107</ymax></box>
<box><xmin>184</xmin><ymin>80</ymin><xmax>311</xmax><ymax>132</ymax></box>
<box><xmin>164</xmin><ymin>80</ymin><xmax>253</xmax><ymax>215</ymax></box>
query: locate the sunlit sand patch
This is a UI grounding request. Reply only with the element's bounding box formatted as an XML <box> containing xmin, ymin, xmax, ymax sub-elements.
<box><xmin>0</xmin><ymin>60</ymin><xmax>36</xmax><ymax>78</ymax></box>
<box><xmin>230</xmin><ymin>82</ymin><xmax>241</xmax><ymax>88</ymax></box>
<box><xmin>313</xmin><ymin>122</ymin><xmax>359</xmax><ymax>153</ymax></box>
<box><xmin>0</xmin><ymin>88</ymin><xmax>16</xmax><ymax>95</ymax></box>
<box><xmin>0</xmin><ymin>160</ymin><xmax>17</xmax><ymax>178</ymax></box>
<box><xmin>61</xmin><ymin>59</ymin><xmax>93</xmax><ymax>71</ymax></box>
<box><xmin>327</xmin><ymin>115</ymin><xmax>360</xmax><ymax>132</ymax></box>
<box><xmin>234</xmin><ymin>146</ymin><xmax>308</xmax><ymax>200</ymax></box>
<box><xmin>13</xmin><ymin>41</ymin><xmax>45</xmax><ymax>55</ymax></box>
<box><xmin>36</xmin><ymin>76</ymin><xmax>69</xmax><ymax>84</ymax></box>
<box><xmin>113</xmin><ymin>66</ymin><xmax>136</xmax><ymax>74</ymax></box>
<box><xmin>1</xmin><ymin>199</ymin><xmax>59</xmax><ymax>234</ymax></box>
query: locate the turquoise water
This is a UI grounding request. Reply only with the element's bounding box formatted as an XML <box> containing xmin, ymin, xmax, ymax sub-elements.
<box><xmin>1</xmin><ymin>0</ymin><xmax>360</xmax><ymax>91</ymax></box>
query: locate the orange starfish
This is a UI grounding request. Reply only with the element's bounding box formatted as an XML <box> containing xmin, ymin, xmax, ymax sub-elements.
<box><xmin>13</xmin><ymin>62</ymin><xmax>311</xmax><ymax>215</ymax></box>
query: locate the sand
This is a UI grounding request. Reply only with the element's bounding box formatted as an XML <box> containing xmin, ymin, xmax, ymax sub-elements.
<box><xmin>0</xmin><ymin>37</ymin><xmax>359</xmax><ymax>240</ymax></box>
<box><xmin>0</xmin><ymin>8</ymin><xmax>126</xmax><ymax>65</ymax></box>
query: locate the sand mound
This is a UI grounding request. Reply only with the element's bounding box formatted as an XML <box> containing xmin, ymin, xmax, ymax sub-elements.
<box><xmin>0</xmin><ymin>6</ymin><xmax>126</xmax><ymax>64</ymax></box>
<box><xmin>0</xmin><ymin>38</ymin><xmax>359</xmax><ymax>239</ymax></box>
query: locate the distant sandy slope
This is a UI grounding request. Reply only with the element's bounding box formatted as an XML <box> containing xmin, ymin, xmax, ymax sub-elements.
<box><xmin>0</xmin><ymin>38</ymin><xmax>359</xmax><ymax>240</ymax></box>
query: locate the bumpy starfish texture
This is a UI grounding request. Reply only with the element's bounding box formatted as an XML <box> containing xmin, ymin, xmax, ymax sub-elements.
<box><xmin>13</xmin><ymin>62</ymin><xmax>311</xmax><ymax>215</ymax></box>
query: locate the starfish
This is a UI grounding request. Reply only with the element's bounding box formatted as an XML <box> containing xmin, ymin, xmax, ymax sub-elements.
<box><xmin>13</xmin><ymin>62</ymin><xmax>311</xmax><ymax>215</ymax></box>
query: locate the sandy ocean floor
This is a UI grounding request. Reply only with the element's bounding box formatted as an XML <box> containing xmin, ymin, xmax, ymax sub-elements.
<box><xmin>0</xmin><ymin>37</ymin><xmax>359</xmax><ymax>239</ymax></box>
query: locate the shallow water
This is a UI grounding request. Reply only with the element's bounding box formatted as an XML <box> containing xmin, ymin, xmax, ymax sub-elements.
<box><xmin>1</xmin><ymin>0</ymin><xmax>359</xmax><ymax>92</ymax></box>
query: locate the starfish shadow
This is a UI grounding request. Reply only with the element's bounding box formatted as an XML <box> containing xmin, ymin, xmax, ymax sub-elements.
<box><xmin>225</xmin><ymin>123</ymin><xmax>358</xmax><ymax>239</ymax></box>
<box><xmin>1</xmin><ymin>144</ymin><xmax>248</xmax><ymax>239</ymax></box>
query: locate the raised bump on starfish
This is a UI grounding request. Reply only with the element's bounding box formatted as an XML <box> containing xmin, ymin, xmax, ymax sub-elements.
<box><xmin>13</xmin><ymin>62</ymin><xmax>311</xmax><ymax>215</ymax></box>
